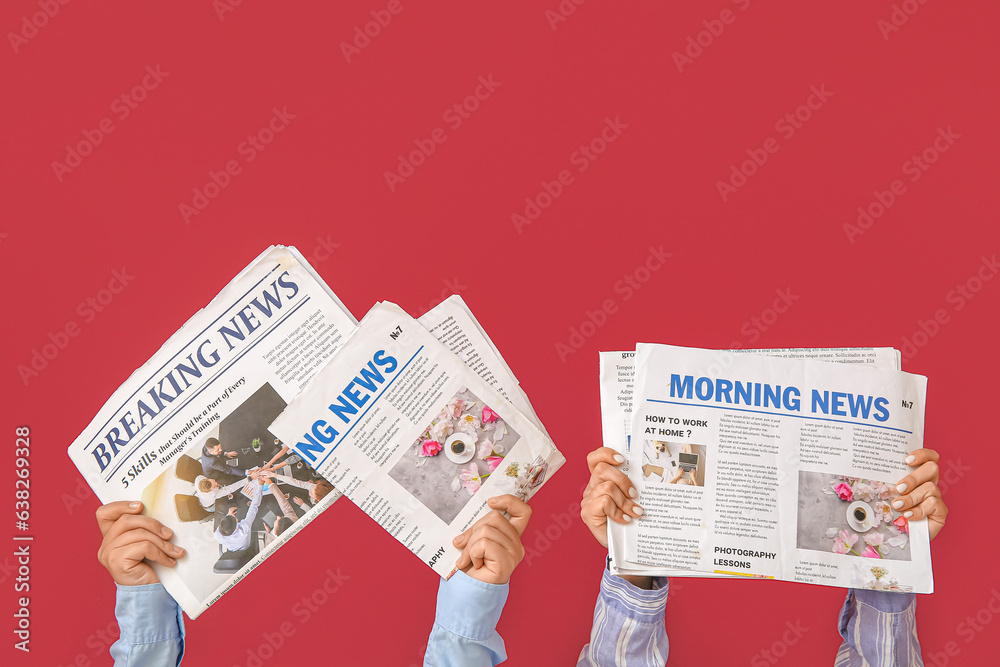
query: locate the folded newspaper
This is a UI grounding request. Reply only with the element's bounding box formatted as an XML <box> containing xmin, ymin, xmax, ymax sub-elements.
<box><xmin>67</xmin><ymin>246</ymin><xmax>357</xmax><ymax>618</ymax></box>
<box><xmin>269</xmin><ymin>301</ymin><xmax>566</xmax><ymax>578</ymax></box>
<box><xmin>601</xmin><ymin>345</ymin><xmax>931</xmax><ymax>593</ymax></box>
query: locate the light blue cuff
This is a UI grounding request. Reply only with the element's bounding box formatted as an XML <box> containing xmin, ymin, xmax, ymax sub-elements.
<box><xmin>111</xmin><ymin>583</ymin><xmax>185</xmax><ymax>666</ymax></box>
<box><xmin>434</xmin><ymin>570</ymin><xmax>509</xmax><ymax>640</ymax></box>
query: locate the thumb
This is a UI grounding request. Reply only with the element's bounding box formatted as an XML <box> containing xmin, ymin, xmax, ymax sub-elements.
<box><xmin>453</xmin><ymin>528</ymin><xmax>471</xmax><ymax>549</ymax></box>
<box><xmin>455</xmin><ymin>546</ymin><xmax>471</xmax><ymax>571</ymax></box>
<box><xmin>487</xmin><ymin>495</ymin><xmax>531</xmax><ymax>536</ymax></box>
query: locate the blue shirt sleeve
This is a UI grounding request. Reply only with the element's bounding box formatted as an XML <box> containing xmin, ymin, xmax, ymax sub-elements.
<box><xmin>577</xmin><ymin>568</ymin><xmax>670</xmax><ymax>667</ymax></box>
<box><xmin>110</xmin><ymin>583</ymin><xmax>185</xmax><ymax>666</ymax></box>
<box><xmin>423</xmin><ymin>570</ymin><xmax>508</xmax><ymax>667</ymax></box>
<box><xmin>835</xmin><ymin>589</ymin><xmax>921</xmax><ymax>666</ymax></box>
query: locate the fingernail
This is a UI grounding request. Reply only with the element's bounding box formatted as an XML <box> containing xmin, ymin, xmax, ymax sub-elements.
<box><xmin>896</xmin><ymin>483</ymin><xmax>907</xmax><ymax>493</ymax></box>
<box><xmin>174</xmin><ymin>546</ymin><xmax>185</xmax><ymax>555</ymax></box>
<box><xmin>904</xmin><ymin>511</ymin><xmax>913</xmax><ymax>518</ymax></box>
<box><xmin>613</xmin><ymin>454</ymin><xmax>625</xmax><ymax>464</ymax></box>
<box><xmin>892</xmin><ymin>500</ymin><xmax>904</xmax><ymax>509</ymax></box>
<box><xmin>633</xmin><ymin>506</ymin><xmax>644</xmax><ymax>516</ymax></box>
<box><xmin>162</xmin><ymin>527</ymin><xmax>172</xmax><ymax>538</ymax></box>
<box><xmin>129</xmin><ymin>502</ymin><xmax>141</xmax><ymax>510</ymax></box>
<box><xmin>622</xmin><ymin>515</ymin><xmax>631</xmax><ymax>523</ymax></box>
<box><xmin>905</xmin><ymin>455</ymin><xmax>915</xmax><ymax>464</ymax></box>
<box><xmin>628</xmin><ymin>488</ymin><xmax>638</xmax><ymax>499</ymax></box>
<box><xmin>167</xmin><ymin>558</ymin><xmax>176</xmax><ymax>566</ymax></box>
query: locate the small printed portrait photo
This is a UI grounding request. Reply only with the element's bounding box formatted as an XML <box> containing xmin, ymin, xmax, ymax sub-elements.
<box><xmin>640</xmin><ymin>440</ymin><xmax>707</xmax><ymax>487</ymax></box>
<box><xmin>142</xmin><ymin>383</ymin><xmax>332</xmax><ymax>602</ymax></box>
<box><xmin>796</xmin><ymin>470</ymin><xmax>912</xmax><ymax>561</ymax></box>
<box><xmin>388</xmin><ymin>388</ymin><xmax>519</xmax><ymax>524</ymax></box>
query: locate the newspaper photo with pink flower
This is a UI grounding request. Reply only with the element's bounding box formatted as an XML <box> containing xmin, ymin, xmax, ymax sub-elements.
<box><xmin>268</xmin><ymin>300</ymin><xmax>565</xmax><ymax>578</ymax></box>
<box><xmin>610</xmin><ymin>344</ymin><xmax>932</xmax><ymax>593</ymax></box>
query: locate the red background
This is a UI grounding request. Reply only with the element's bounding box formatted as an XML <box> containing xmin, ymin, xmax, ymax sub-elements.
<box><xmin>3</xmin><ymin>1</ymin><xmax>998</xmax><ymax>665</ymax></box>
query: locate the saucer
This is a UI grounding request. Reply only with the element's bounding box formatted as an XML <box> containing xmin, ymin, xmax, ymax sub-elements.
<box><xmin>445</xmin><ymin>433</ymin><xmax>476</xmax><ymax>464</ymax></box>
<box><xmin>847</xmin><ymin>500</ymin><xmax>875</xmax><ymax>532</ymax></box>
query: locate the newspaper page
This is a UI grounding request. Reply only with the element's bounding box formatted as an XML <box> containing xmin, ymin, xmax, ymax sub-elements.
<box><xmin>67</xmin><ymin>246</ymin><xmax>357</xmax><ymax>618</ymax></box>
<box><xmin>269</xmin><ymin>301</ymin><xmax>566</xmax><ymax>578</ymax></box>
<box><xmin>622</xmin><ymin>344</ymin><xmax>931</xmax><ymax>593</ymax></box>
<box><xmin>600</xmin><ymin>347</ymin><xmax>900</xmax><ymax>577</ymax></box>
<box><xmin>418</xmin><ymin>295</ymin><xmax>550</xmax><ymax>439</ymax></box>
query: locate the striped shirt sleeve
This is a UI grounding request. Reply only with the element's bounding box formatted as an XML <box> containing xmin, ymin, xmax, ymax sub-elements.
<box><xmin>834</xmin><ymin>589</ymin><xmax>922</xmax><ymax>667</ymax></box>
<box><xmin>577</xmin><ymin>568</ymin><xmax>670</xmax><ymax>667</ymax></box>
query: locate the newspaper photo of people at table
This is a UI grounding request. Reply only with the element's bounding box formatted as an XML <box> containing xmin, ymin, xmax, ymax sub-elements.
<box><xmin>138</xmin><ymin>383</ymin><xmax>337</xmax><ymax>604</ymax></box>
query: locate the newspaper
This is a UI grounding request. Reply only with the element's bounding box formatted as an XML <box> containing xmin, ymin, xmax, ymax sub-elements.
<box><xmin>600</xmin><ymin>347</ymin><xmax>901</xmax><ymax>578</ymax></box>
<box><xmin>269</xmin><ymin>301</ymin><xmax>566</xmax><ymax>578</ymax></box>
<box><xmin>606</xmin><ymin>345</ymin><xmax>931</xmax><ymax>594</ymax></box>
<box><xmin>417</xmin><ymin>295</ymin><xmax>550</xmax><ymax>440</ymax></box>
<box><xmin>67</xmin><ymin>246</ymin><xmax>356</xmax><ymax>618</ymax></box>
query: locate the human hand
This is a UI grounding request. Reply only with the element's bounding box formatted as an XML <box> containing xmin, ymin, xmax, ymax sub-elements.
<box><xmin>227</xmin><ymin>507</ymin><xmax>238</xmax><ymax>517</ymax></box>
<box><xmin>96</xmin><ymin>501</ymin><xmax>184</xmax><ymax>586</ymax></box>
<box><xmin>894</xmin><ymin>449</ymin><xmax>947</xmax><ymax>540</ymax></box>
<box><xmin>293</xmin><ymin>497</ymin><xmax>305</xmax><ymax>507</ymax></box>
<box><xmin>225</xmin><ymin>451</ymin><xmax>238</xmax><ymax>458</ymax></box>
<box><xmin>453</xmin><ymin>495</ymin><xmax>531</xmax><ymax>585</ymax></box>
<box><xmin>580</xmin><ymin>448</ymin><xmax>643</xmax><ymax>548</ymax></box>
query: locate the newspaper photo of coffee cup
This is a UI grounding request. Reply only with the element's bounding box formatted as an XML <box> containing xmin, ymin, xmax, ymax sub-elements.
<box><xmin>388</xmin><ymin>388</ymin><xmax>521</xmax><ymax>524</ymax></box>
<box><xmin>796</xmin><ymin>470</ymin><xmax>912</xmax><ymax>561</ymax></box>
